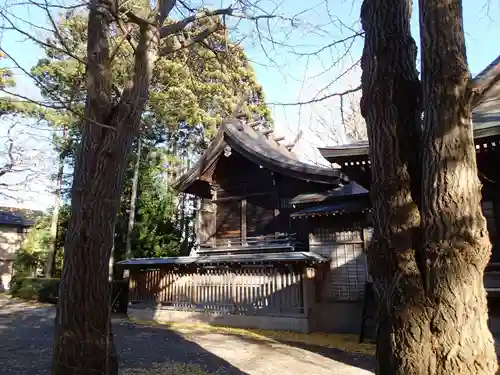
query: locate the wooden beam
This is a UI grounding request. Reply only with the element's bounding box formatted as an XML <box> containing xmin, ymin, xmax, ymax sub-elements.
<box><xmin>247</xmin><ymin>120</ymin><xmax>264</xmax><ymax>128</ymax></box>
<box><xmin>261</xmin><ymin>129</ymin><xmax>273</xmax><ymax>136</ymax></box>
<box><xmin>212</xmin><ymin>191</ymin><xmax>275</xmax><ymax>202</ymax></box>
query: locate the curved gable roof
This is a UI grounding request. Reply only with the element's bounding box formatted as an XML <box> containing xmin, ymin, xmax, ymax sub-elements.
<box><xmin>174</xmin><ymin>118</ymin><xmax>347</xmax><ymax>192</ymax></box>
<box><xmin>473</xmin><ymin>54</ymin><xmax>500</xmax><ymax>139</ymax></box>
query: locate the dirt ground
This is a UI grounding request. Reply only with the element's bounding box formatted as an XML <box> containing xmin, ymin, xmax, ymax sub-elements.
<box><xmin>0</xmin><ymin>297</ymin><xmax>375</xmax><ymax>375</ymax></box>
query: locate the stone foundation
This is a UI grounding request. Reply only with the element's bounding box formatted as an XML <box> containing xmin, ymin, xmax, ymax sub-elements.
<box><xmin>128</xmin><ymin>306</ymin><xmax>310</xmax><ymax>333</ymax></box>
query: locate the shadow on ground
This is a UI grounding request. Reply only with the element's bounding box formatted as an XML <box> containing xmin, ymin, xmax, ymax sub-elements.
<box><xmin>0</xmin><ymin>299</ymin><xmax>249</xmax><ymax>375</ymax></box>
<box><xmin>273</xmin><ymin>340</ymin><xmax>375</xmax><ymax>372</ymax></box>
<box><xmin>175</xmin><ymin>324</ymin><xmax>375</xmax><ymax>373</ymax></box>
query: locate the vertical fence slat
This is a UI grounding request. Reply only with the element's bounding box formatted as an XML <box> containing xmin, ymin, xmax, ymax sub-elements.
<box><xmin>131</xmin><ymin>265</ymin><xmax>306</xmax><ymax>316</ymax></box>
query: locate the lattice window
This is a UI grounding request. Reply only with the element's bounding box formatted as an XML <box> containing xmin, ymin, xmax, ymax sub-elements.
<box><xmin>280</xmin><ymin>198</ymin><xmax>291</xmax><ymax>209</ymax></box>
<box><xmin>310</xmin><ymin>227</ymin><xmax>368</xmax><ymax>301</ymax></box>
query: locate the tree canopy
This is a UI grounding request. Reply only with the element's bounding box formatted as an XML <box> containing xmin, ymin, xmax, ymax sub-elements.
<box><xmin>12</xmin><ymin>4</ymin><xmax>272</xmax><ymax>276</ymax></box>
<box><xmin>32</xmin><ymin>9</ymin><xmax>271</xmax><ymax>170</ymax></box>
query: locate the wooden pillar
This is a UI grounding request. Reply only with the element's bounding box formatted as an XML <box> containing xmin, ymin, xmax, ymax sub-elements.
<box><xmin>211</xmin><ymin>188</ymin><xmax>217</xmax><ymax>247</ymax></box>
<box><xmin>302</xmin><ymin>267</ymin><xmax>314</xmax><ymax>314</ymax></box>
<box><xmin>241</xmin><ymin>198</ymin><xmax>247</xmax><ymax>244</ymax></box>
<box><xmin>302</xmin><ymin>266</ymin><xmax>315</xmax><ymax>333</ymax></box>
<box><xmin>128</xmin><ymin>269</ymin><xmax>135</xmax><ymax>302</ymax></box>
<box><xmin>362</xmin><ymin>228</ymin><xmax>373</xmax><ymax>282</ymax></box>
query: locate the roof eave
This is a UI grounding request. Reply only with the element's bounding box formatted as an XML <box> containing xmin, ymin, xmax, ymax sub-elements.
<box><xmin>319</xmin><ymin>118</ymin><xmax>500</xmax><ymax>162</ymax></box>
<box><xmin>171</xmin><ymin>131</ymin><xmax>226</xmax><ymax>192</ymax></box>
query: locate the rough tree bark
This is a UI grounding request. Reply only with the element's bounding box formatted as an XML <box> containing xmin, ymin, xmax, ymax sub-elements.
<box><xmin>360</xmin><ymin>0</ymin><xmax>431</xmax><ymax>373</ymax></box>
<box><xmin>51</xmin><ymin>1</ymin><xmax>156</xmax><ymax>374</ymax></box>
<box><xmin>419</xmin><ymin>0</ymin><xmax>498</xmax><ymax>373</ymax></box>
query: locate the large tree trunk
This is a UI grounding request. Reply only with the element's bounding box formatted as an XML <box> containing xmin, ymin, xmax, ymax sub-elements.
<box><xmin>418</xmin><ymin>0</ymin><xmax>498</xmax><ymax>373</ymax></box>
<box><xmin>51</xmin><ymin>123</ymin><xmax>129</xmax><ymax>375</ymax></box>
<box><xmin>51</xmin><ymin>1</ymin><xmax>156</xmax><ymax>374</ymax></box>
<box><xmin>360</xmin><ymin>0</ymin><xmax>431</xmax><ymax>373</ymax></box>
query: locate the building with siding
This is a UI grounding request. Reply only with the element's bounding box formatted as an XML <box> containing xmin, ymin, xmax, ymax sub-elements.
<box><xmin>0</xmin><ymin>207</ymin><xmax>42</xmax><ymax>291</ymax></box>
<box><xmin>118</xmin><ymin>117</ymin><xmax>373</xmax><ymax>334</ymax></box>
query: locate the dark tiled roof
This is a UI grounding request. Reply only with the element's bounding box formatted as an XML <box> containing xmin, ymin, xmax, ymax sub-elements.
<box><xmin>116</xmin><ymin>251</ymin><xmax>327</xmax><ymax>267</ymax></box>
<box><xmin>290</xmin><ymin>181</ymin><xmax>369</xmax><ymax>205</ymax></box>
<box><xmin>290</xmin><ymin>200</ymin><xmax>371</xmax><ymax>218</ymax></box>
<box><xmin>194</xmin><ymin>251</ymin><xmax>327</xmax><ymax>264</ymax></box>
<box><xmin>115</xmin><ymin>256</ymin><xmax>199</xmax><ymax>266</ymax></box>
<box><xmin>0</xmin><ymin>207</ymin><xmax>43</xmax><ymax>227</ymax></box>
<box><xmin>473</xmin><ymin>55</ymin><xmax>500</xmax><ymax>139</ymax></box>
<box><xmin>173</xmin><ymin>118</ymin><xmax>348</xmax><ymax>192</ymax></box>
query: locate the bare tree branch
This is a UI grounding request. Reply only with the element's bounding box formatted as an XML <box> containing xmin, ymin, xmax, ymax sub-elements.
<box><xmin>0</xmin><ymin>10</ymin><xmax>85</xmax><ymax>63</ymax></box>
<box><xmin>269</xmin><ymin>85</ymin><xmax>361</xmax><ymax>106</ymax></box>
<box><xmin>0</xmin><ymin>118</ymin><xmax>54</xmax><ymax>203</ymax></box>
<box><xmin>0</xmin><ymin>126</ymin><xmax>14</xmax><ymax>178</ymax></box>
<box><xmin>157</xmin><ymin>0</ymin><xmax>176</xmax><ymax>26</ymax></box>
<box><xmin>160</xmin><ymin>20</ymin><xmax>221</xmax><ymax>55</ymax></box>
<box><xmin>0</xmin><ymin>48</ymin><xmax>116</xmax><ymax>130</ymax></box>
<box><xmin>15</xmin><ymin>0</ymin><xmax>87</xmax><ymax>10</ymax></box>
<box><xmin>157</xmin><ymin>7</ymin><xmax>255</xmax><ymax>38</ymax></box>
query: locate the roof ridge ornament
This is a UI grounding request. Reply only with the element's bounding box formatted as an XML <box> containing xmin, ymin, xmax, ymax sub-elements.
<box><xmin>224</xmin><ymin>116</ymin><xmax>298</xmax><ymax>154</ymax></box>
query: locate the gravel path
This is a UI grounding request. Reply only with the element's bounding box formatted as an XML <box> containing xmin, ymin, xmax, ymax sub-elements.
<box><xmin>0</xmin><ymin>298</ymin><xmax>375</xmax><ymax>375</ymax></box>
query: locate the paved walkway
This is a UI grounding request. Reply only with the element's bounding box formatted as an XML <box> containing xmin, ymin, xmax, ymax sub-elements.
<box><xmin>0</xmin><ymin>298</ymin><xmax>374</xmax><ymax>375</ymax></box>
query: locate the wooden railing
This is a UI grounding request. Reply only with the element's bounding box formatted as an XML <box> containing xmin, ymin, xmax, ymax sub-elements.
<box><xmin>199</xmin><ymin>233</ymin><xmax>304</xmax><ymax>252</ymax></box>
<box><xmin>129</xmin><ymin>266</ymin><xmax>305</xmax><ymax>316</ymax></box>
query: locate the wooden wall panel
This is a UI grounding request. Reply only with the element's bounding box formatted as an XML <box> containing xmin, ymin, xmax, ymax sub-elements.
<box><xmin>216</xmin><ymin>200</ymin><xmax>241</xmax><ymax>238</ymax></box>
<box><xmin>246</xmin><ymin>196</ymin><xmax>276</xmax><ymax>236</ymax></box>
<box><xmin>198</xmin><ymin>198</ymin><xmax>216</xmax><ymax>245</ymax></box>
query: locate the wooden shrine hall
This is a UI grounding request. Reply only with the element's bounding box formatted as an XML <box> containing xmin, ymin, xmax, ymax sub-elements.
<box><xmin>118</xmin><ymin>54</ymin><xmax>500</xmax><ymax>335</ymax></box>
<box><xmin>319</xmin><ymin>54</ymin><xmax>500</xmax><ymax>297</ymax></box>
<box><xmin>117</xmin><ymin>117</ymin><xmax>374</xmax><ymax>334</ymax></box>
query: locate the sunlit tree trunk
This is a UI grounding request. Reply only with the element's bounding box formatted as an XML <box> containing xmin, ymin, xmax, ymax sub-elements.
<box><xmin>418</xmin><ymin>0</ymin><xmax>498</xmax><ymax>372</ymax></box>
<box><xmin>360</xmin><ymin>0</ymin><xmax>431</xmax><ymax>373</ymax></box>
<box><xmin>51</xmin><ymin>2</ymin><xmax>156</xmax><ymax>373</ymax></box>
<box><xmin>48</xmin><ymin>1</ymin><xmax>234</xmax><ymax>373</ymax></box>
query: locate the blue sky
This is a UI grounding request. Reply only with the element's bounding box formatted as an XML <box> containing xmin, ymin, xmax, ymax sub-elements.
<box><xmin>0</xmin><ymin>0</ymin><xmax>499</xmax><ymax>210</ymax></box>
